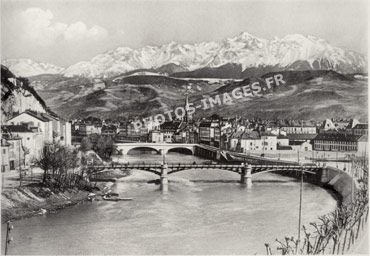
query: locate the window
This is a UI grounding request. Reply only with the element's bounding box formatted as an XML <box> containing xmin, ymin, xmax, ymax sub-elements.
<box><xmin>2</xmin><ymin>149</ymin><xmax>6</xmax><ymax>154</ymax></box>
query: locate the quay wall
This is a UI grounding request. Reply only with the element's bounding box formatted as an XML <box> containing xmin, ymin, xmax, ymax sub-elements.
<box><xmin>321</xmin><ymin>166</ymin><xmax>359</xmax><ymax>205</ymax></box>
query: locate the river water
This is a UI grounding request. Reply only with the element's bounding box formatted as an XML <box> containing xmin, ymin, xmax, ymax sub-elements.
<box><xmin>2</xmin><ymin>152</ymin><xmax>338</xmax><ymax>255</ymax></box>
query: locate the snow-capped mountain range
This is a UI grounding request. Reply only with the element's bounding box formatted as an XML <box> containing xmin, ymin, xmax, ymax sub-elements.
<box><xmin>2</xmin><ymin>58</ymin><xmax>64</xmax><ymax>77</ymax></box>
<box><xmin>2</xmin><ymin>32</ymin><xmax>367</xmax><ymax>78</ymax></box>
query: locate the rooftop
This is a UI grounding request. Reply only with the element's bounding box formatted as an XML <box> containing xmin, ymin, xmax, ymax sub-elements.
<box><xmin>8</xmin><ymin>110</ymin><xmax>55</xmax><ymax>122</ymax></box>
<box><xmin>353</xmin><ymin>124</ymin><xmax>368</xmax><ymax>130</ymax></box>
<box><xmin>314</xmin><ymin>133</ymin><xmax>362</xmax><ymax>142</ymax></box>
<box><xmin>241</xmin><ymin>131</ymin><xmax>260</xmax><ymax>140</ymax></box>
<box><xmin>287</xmin><ymin>134</ymin><xmax>317</xmax><ymax>141</ymax></box>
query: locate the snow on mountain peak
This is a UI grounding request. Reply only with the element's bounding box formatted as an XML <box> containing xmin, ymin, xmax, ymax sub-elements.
<box><xmin>1</xmin><ymin>58</ymin><xmax>64</xmax><ymax>77</ymax></box>
<box><xmin>4</xmin><ymin>32</ymin><xmax>366</xmax><ymax>78</ymax></box>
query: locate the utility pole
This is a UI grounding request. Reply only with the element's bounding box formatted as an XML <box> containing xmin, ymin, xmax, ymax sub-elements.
<box><xmin>18</xmin><ymin>139</ymin><xmax>22</xmax><ymax>187</ymax></box>
<box><xmin>297</xmin><ymin>150</ymin><xmax>300</xmax><ymax>163</ymax></box>
<box><xmin>350</xmin><ymin>161</ymin><xmax>354</xmax><ymax>203</ymax></box>
<box><xmin>297</xmin><ymin>164</ymin><xmax>303</xmax><ymax>253</ymax></box>
<box><xmin>4</xmin><ymin>221</ymin><xmax>13</xmax><ymax>255</ymax></box>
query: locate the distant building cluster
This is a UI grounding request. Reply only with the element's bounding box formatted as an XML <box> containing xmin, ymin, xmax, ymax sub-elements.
<box><xmin>69</xmin><ymin>97</ymin><xmax>368</xmax><ymax>159</ymax></box>
<box><xmin>1</xmin><ymin>96</ymin><xmax>368</xmax><ymax>173</ymax></box>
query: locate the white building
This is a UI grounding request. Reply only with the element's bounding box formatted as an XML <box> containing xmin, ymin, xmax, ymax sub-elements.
<box><xmin>7</xmin><ymin>111</ymin><xmax>53</xmax><ymax>143</ymax></box>
<box><xmin>290</xmin><ymin>141</ymin><xmax>312</xmax><ymax>152</ymax></box>
<box><xmin>260</xmin><ymin>132</ymin><xmax>277</xmax><ymax>151</ymax></box>
<box><xmin>3</xmin><ymin>124</ymin><xmax>44</xmax><ymax>164</ymax></box>
<box><xmin>6</xmin><ymin>110</ymin><xmax>71</xmax><ymax>147</ymax></box>
<box><xmin>149</xmin><ymin>130</ymin><xmax>164</xmax><ymax>143</ymax></box>
<box><xmin>357</xmin><ymin>135</ymin><xmax>368</xmax><ymax>156</ymax></box>
<box><xmin>238</xmin><ymin>131</ymin><xmax>277</xmax><ymax>152</ymax></box>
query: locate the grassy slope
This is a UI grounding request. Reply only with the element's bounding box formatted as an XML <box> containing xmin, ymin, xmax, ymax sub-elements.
<box><xmin>32</xmin><ymin>71</ymin><xmax>368</xmax><ymax>121</ymax></box>
<box><xmin>191</xmin><ymin>79</ymin><xmax>367</xmax><ymax>120</ymax></box>
<box><xmin>33</xmin><ymin>74</ymin><xmax>223</xmax><ymax>119</ymax></box>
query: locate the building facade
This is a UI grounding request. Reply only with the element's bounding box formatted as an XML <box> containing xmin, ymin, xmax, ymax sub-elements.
<box><xmin>313</xmin><ymin>133</ymin><xmax>361</xmax><ymax>152</ymax></box>
<box><xmin>199</xmin><ymin>121</ymin><xmax>221</xmax><ymax>148</ymax></box>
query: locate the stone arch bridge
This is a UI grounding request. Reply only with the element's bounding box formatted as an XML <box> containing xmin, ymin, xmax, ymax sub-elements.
<box><xmin>115</xmin><ymin>143</ymin><xmax>196</xmax><ymax>156</ymax></box>
<box><xmin>90</xmin><ymin>162</ymin><xmax>322</xmax><ymax>193</ymax></box>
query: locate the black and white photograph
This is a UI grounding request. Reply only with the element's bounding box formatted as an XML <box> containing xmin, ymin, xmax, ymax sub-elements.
<box><xmin>1</xmin><ymin>0</ymin><xmax>368</xmax><ymax>254</ymax></box>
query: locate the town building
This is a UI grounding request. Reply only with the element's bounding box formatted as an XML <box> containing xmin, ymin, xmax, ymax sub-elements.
<box><xmin>79</xmin><ymin>123</ymin><xmax>102</xmax><ymax>136</ymax></box>
<box><xmin>160</xmin><ymin>121</ymin><xmax>181</xmax><ymax>143</ymax></box>
<box><xmin>313</xmin><ymin>133</ymin><xmax>361</xmax><ymax>152</ymax></box>
<box><xmin>7</xmin><ymin>110</ymin><xmax>53</xmax><ymax>143</ymax></box>
<box><xmin>289</xmin><ymin>141</ymin><xmax>312</xmax><ymax>152</ymax></box>
<box><xmin>357</xmin><ymin>135</ymin><xmax>368</xmax><ymax>155</ymax></box>
<box><xmin>101</xmin><ymin>125</ymin><xmax>118</xmax><ymax>136</ymax></box>
<box><xmin>351</xmin><ymin>124</ymin><xmax>368</xmax><ymax>136</ymax></box>
<box><xmin>286</xmin><ymin>134</ymin><xmax>317</xmax><ymax>144</ymax></box>
<box><xmin>277</xmin><ymin>135</ymin><xmax>289</xmax><ymax>147</ymax></box>
<box><xmin>6</xmin><ymin>137</ymin><xmax>25</xmax><ymax>171</ymax></box>
<box><xmin>149</xmin><ymin>130</ymin><xmax>164</xmax><ymax>143</ymax></box>
<box><xmin>2</xmin><ymin>124</ymin><xmax>44</xmax><ymax>164</ymax></box>
<box><xmin>125</xmin><ymin>122</ymin><xmax>149</xmax><ymax>142</ymax></box>
<box><xmin>199</xmin><ymin>121</ymin><xmax>221</xmax><ymax>148</ymax></box>
<box><xmin>239</xmin><ymin>131</ymin><xmax>262</xmax><ymax>152</ymax></box>
<box><xmin>6</xmin><ymin>110</ymin><xmax>71</xmax><ymax>146</ymax></box>
<box><xmin>279</xmin><ymin>120</ymin><xmax>317</xmax><ymax>134</ymax></box>
<box><xmin>260</xmin><ymin>132</ymin><xmax>277</xmax><ymax>151</ymax></box>
<box><xmin>230</xmin><ymin>131</ymin><xmax>278</xmax><ymax>153</ymax></box>
<box><xmin>1</xmin><ymin>138</ymin><xmax>10</xmax><ymax>172</ymax></box>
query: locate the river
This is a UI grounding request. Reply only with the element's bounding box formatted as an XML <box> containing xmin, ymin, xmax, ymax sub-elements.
<box><xmin>2</xmin><ymin>151</ymin><xmax>338</xmax><ymax>255</ymax></box>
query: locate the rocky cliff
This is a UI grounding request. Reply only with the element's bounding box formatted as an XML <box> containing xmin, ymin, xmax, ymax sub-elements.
<box><xmin>1</xmin><ymin>65</ymin><xmax>57</xmax><ymax>123</ymax></box>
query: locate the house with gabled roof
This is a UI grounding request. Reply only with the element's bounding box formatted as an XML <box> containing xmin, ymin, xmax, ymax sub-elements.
<box><xmin>6</xmin><ymin>110</ymin><xmax>71</xmax><ymax>147</ymax></box>
<box><xmin>6</xmin><ymin>110</ymin><xmax>53</xmax><ymax>143</ymax></box>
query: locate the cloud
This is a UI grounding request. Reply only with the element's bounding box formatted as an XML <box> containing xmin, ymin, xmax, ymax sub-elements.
<box><xmin>19</xmin><ymin>8</ymin><xmax>108</xmax><ymax>46</ymax></box>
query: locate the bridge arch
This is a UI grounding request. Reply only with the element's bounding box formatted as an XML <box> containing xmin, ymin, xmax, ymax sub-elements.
<box><xmin>252</xmin><ymin>169</ymin><xmax>316</xmax><ymax>177</ymax></box>
<box><xmin>126</xmin><ymin>147</ymin><xmax>161</xmax><ymax>155</ymax></box>
<box><xmin>128</xmin><ymin>168</ymin><xmax>161</xmax><ymax>176</ymax></box>
<box><xmin>167</xmin><ymin>147</ymin><xmax>194</xmax><ymax>155</ymax></box>
<box><xmin>168</xmin><ymin>166</ymin><xmax>240</xmax><ymax>175</ymax></box>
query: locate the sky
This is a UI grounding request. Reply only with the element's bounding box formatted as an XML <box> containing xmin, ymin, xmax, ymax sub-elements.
<box><xmin>1</xmin><ymin>0</ymin><xmax>368</xmax><ymax>67</ymax></box>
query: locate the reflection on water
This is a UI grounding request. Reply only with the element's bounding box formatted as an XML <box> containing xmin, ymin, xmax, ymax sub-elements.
<box><xmin>2</xmin><ymin>152</ymin><xmax>338</xmax><ymax>255</ymax></box>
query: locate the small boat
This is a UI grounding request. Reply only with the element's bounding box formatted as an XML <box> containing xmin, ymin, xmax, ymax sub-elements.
<box><xmin>102</xmin><ymin>195</ymin><xmax>133</xmax><ymax>201</ymax></box>
<box><xmin>87</xmin><ymin>193</ymin><xmax>97</xmax><ymax>201</ymax></box>
<box><xmin>106</xmin><ymin>192</ymin><xmax>119</xmax><ymax>197</ymax></box>
<box><xmin>39</xmin><ymin>208</ymin><xmax>47</xmax><ymax>215</ymax></box>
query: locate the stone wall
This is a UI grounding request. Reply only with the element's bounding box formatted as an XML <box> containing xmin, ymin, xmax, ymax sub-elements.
<box><xmin>321</xmin><ymin>166</ymin><xmax>358</xmax><ymax>205</ymax></box>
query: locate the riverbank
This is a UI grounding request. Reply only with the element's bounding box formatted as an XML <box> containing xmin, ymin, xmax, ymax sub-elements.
<box><xmin>1</xmin><ymin>185</ymin><xmax>90</xmax><ymax>223</ymax></box>
<box><xmin>1</xmin><ymin>169</ymin><xmax>130</xmax><ymax>223</ymax></box>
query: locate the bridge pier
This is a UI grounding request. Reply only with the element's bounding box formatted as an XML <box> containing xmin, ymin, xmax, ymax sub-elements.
<box><xmin>216</xmin><ymin>150</ymin><xmax>221</xmax><ymax>160</ymax></box>
<box><xmin>240</xmin><ymin>163</ymin><xmax>252</xmax><ymax>188</ymax></box>
<box><xmin>245</xmin><ymin>164</ymin><xmax>252</xmax><ymax>188</ymax></box>
<box><xmin>240</xmin><ymin>163</ymin><xmax>246</xmax><ymax>184</ymax></box>
<box><xmin>159</xmin><ymin>149</ymin><xmax>168</xmax><ymax>156</ymax></box>
<box><xmin>161</xmin><ymin>162</ymin><xmax>169</xmax><ymax>193</ymax></box>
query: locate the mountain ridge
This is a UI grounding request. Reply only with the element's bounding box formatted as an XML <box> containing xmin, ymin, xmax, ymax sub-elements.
<box><xmin>25</xmin><ymin>69</ymin><xmax>367</xmax><ymax>121</ymax></box>
<box><xmin>2</xmin><ymin>32</ymin><xmax>367</xmax><ymax>78</ymax></box>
